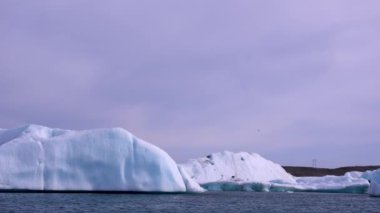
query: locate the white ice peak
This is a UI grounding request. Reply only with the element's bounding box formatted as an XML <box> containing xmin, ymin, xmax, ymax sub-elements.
<box><xmin>180</xmin><ymin>151</ymin><xmax>295</xmax><ymax>184</ymax></box>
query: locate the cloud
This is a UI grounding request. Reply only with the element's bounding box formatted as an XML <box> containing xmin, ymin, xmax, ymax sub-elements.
<box><xmin>1</xmin><ymin>0</ymin><xmax>380</xmax><ymax>166</ymax></box>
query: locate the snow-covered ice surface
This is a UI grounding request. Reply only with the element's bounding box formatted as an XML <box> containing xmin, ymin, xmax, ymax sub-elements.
<box><xmin>367</xmin><ymin>169</ymin><xmax>380</xmax><ymax>197</ymax></box>
<box><xmin>0</xmin><ymin>124</ymin><xmax>202</xmax><ymax>192</ymax></box>
<box><xmin>180</xmin><ymin>151</ymin><xmax>295</xmax><ymax>185</ymax></box>
<box><xmin>181</xmin><ymin>151</ymin><xmax>370</xmax><ymax>193</ymax></box>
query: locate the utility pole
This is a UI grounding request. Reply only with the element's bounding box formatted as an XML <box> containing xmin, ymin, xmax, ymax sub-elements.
<box><xmin>312</xmin><ymin>159</ymin><xmax>317</xmax><ymax>168</ymax></box>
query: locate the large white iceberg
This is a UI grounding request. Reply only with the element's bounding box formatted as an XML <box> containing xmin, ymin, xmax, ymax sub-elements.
<box><xmin>180</xmin><ymin>151</ymin><xmax>370</xmax><ymax>193</ymax></box>
<box><xmin>0</xmin><ymin>124</ymin><xmax>201</xmax><ymax>192</ymax></box>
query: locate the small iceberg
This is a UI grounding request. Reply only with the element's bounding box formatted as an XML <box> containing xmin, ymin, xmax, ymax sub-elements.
<box><xmin>181</xmin><ymin>151</ymin><xmax>371</xmax><ymax>193</ymax></box>
<box><xmin>368</xmin><ymin>170</ymin><xmax>380</xmax><ymax>197</ymax></box>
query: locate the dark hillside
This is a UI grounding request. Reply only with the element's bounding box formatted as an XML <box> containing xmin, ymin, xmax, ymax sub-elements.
<box><xmin>283</xmin><ymin>166</ymin><xmax>380</xmax><ymax>177</ymax></box>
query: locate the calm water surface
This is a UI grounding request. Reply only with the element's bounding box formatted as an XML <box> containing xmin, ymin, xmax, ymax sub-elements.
<box><xmin>0</xmin><ymin>192</ymin><xmax>379</xmax><ymax>212</ymax></box>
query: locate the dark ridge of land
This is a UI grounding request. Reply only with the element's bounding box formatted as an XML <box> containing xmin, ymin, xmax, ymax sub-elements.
<box><xmin>283</xmin><ymin>165</ymin><xmax>380</xmax><ymax>177</ymax></box>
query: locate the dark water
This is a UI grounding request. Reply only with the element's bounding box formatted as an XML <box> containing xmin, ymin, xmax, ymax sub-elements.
<box><xmin>0</xmin><ymin>192</ymin><xmax>379</xmax><ymax>212</ymax></box>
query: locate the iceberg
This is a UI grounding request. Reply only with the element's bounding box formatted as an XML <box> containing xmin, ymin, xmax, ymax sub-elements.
<box><xmin>293</xmin><ymin>172</ymin><xmax>369</xmax><ymax>193</ymax></box>
<box><xmin>0</xmin><ymin>124</ymin><xmax>202</xmax><ymax>192</ymax></box>
<box><xmin>0</xmin><ymin>124</ymin><xmax>374</xmax><ymax>194</ymax></box>
<box><xmin>181</xmin><ymin>151</ymin><xmax>370</xmax><ymax>193</ymax></box>
<box><xmin>180</xmin><ymin>151</ymin><xmax>297</xmax><ymax>191</ymax></box>
<box><xmin>367</xmin><ymin>170</ymin><xmax>380</xmax><ymax>197</ymax></box>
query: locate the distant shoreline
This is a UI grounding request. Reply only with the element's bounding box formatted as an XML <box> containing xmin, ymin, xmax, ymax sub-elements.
<box><xmin>283</xmin><ymin>166</ymin><xmax>380</xmax><ymax>177</ymax></box>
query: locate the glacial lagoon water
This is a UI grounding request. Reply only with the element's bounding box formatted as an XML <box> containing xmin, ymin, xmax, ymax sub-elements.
<box><xmin>0</xmin><ymin>192</ymin><xmax>379</xmax><ymax>212</ymax></box>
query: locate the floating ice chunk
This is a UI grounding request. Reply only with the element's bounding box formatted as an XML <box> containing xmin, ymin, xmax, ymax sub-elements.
<box><xmin>293</xmin><ymin>172</ymin><xmax>369</xmax><ymax>194</ymax></box>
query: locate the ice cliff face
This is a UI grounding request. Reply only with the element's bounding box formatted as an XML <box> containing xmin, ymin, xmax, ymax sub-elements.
<box><xmin>0</xmin><ymin>124</ymin><xmax>201</xmax><ymax>192</ymax></box>
<box><xmin>367</xmin><ymin>169</ymin><xmax>380</xmax><ymax>197</ymax></box>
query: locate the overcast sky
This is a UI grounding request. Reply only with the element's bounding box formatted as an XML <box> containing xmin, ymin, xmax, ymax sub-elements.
<box><xmin>1</xmin><ymin>1</ymin><xmax>380</xmax><ymax>167</ymax></box>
